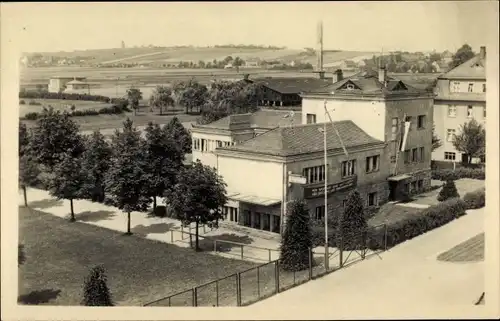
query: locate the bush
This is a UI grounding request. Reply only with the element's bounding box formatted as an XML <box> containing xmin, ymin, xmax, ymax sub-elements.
<box><xmin>437</xmin><ymin>180</ymin><xmax>460</xmax><ymax>202</ymax></box>
<box><xmin>82</xmin><ymin>265</ymin><xmax>114</xmax><ymax>306</ymax></box>
<box><xmin>24</xmin><ymin>112</ymin><xmax>40</xmax><ymax>120</ymax></box>
<box><xmin>20</xmin><ymin>100</ymin><xmax>26</xmax><ymax>105</ymax></box>
<box><xmin>72</xmin><ymin>109</ymin><xmax>99</xmax><ymax>117</ymax></box>
<box><xmin>463</xmin><ymin>188</ymin><xmax>485</xmax><ymax>209</ymax></box>
<box><xmin>337</xmin><ymin>190</ymin><xmax>368</xmax><ymax>250</ymax></box>
<box><xmin>19</xmin><ymin>90</ymin><xmax>111</xmax><ymax>103</ymax></box>
<box><xmin>28</xmin><ymin>101</ymin><xmax>42</xmax><ymax>106</ymax></box>
<box><xmin>367</xmin><ymin>198</ymin><xmax>467</xmax><ymax>250</ymax></box>
<box><xmin>431</xmin><ymin>168</ymin><xmax>485</xmax><ymax>181</ymax></box>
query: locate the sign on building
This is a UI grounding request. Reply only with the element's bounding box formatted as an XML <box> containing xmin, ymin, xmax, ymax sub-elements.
<box><xmin>288</xmin><ymin>173</ymin><xmax>307</xmax><ymax>185</ymax></box>
<box><xmin>303</xmin><ymin>176</ymin><xmax>357</xmax><ymax>199</ymax></box>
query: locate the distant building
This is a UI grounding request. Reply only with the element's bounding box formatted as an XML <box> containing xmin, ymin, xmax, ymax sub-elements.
<box><xmin>340</xmin><ymin>60</ymin><xmax>358</xmax><ymax>71</ymax></box>
<box><xmin>65</xmin><ymin>79</ymin><xmax>89</xmax><ymax>92</ymax></box>
<box><xmin>432</xmin><ymin>46</ymin><xmax>486</xmax><ymax>164</ymax></box>
<box><xmin>48</xmin><ymin>76</ymin><xmax>87</xmax><ymax>93</ymax></box>
<box><xmin>244</xmin><ymin>60</ymin><xmax>259</xmax><ymax>68</ymax></box>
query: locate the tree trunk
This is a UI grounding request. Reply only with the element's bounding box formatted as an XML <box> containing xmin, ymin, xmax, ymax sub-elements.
<box><xmin>159</xmin><ymin>105</ymin><xmax>163</xmax><ymax>116</ymax></box>
<box><xmin>127</xmin><ymin>211</ymin><xmax>131</xmax><ymax>234</ymax></box>
<box><xmin>23</xmin><ymin>186</ymin><xmax>28</xmax><ymax>207</ymax></box>
<box><xmin>153</xmin><ymin>196</ymin><xmax>157</xmax><ymax>211</ymax></box>
<box><xmin>70</xmin><ymin>199</ymin><xmax>75</xmax><ymax>222</ymax></box>
<box><xmin>195</xmin><ymin>221</ymin><xmax>200</xmax><ymax>251</ymax></box>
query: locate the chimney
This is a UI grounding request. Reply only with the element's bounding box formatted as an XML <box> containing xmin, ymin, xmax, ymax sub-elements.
<box><xmin>378</xmin><ymin>66</ymin><xmax>387</xmax><ymax>84</ymax></box>
<box><xmin>334</xmin><ymin>69</ymin><xmax>344</xmax><ymax>83</ymax></box>
<box><xmin>480</xmin><ymin>46</ymin><xmax>486</xmax><ymax>60</ymax></box>
<box><xmin>318</xmin><ymin>71</ymin><xmax>325</xmax><ymax>80</ymax></box>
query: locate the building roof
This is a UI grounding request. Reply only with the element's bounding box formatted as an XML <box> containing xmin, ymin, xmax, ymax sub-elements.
<box><xmin>304</xmin><ymin>69</ymin><xmax>428</xmax><ymax>97</ymax></box>
<box><xmin>249</xmin><ymin>77</ymin><xmax>332</xmax><ymax>94</ymax></box>
<box><xmin>218</xmin><ymin>120</ymin><xmax>383</xmax><ymax>157</ymax></box>
<box><xmin>438</xmin><ymin>54</ymin><xmax>485</xmax><ymax>80</ymax></box>
<box><xmin>50</xmin><ymin>76</ymin><xmax>87</xmax><ymax>80</ymax></box>
<box><xmin>193</xmin><ymin>109</ymin><xmax>302</xmax><ymax>131</ymax></box>
<box><xmin>66</xmin><ymin>80</ymin><xmax>87</xmax><ymax>85</ymax></box>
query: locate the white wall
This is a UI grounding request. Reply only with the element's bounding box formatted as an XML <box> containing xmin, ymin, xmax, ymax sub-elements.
<box><xmin>192</xmin><ymin>131</ymin><xmax>232</xmax><ymax>169</ymax></box>
<box><xmin>448</xmin><ymin>80</ymin><xmax>486</xmax><ymax>94</ymax></box>
<box><xmin>302</xmin><ymin>98</ymin><xmax>386</xmax><ymax>141</ymax></box>
<box><xmin>217</xmin><ymin>156</ymin><xmax>284</xmax><ymax>200</ymax></box>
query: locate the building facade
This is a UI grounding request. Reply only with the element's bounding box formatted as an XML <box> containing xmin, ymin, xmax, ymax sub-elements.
<box><xmin>432</xmin><ymin>46</ymin><xmax>486</xmax><ymax>163</ymax></box>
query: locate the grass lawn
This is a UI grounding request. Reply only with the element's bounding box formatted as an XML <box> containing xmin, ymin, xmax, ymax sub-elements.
<box><xmin>18</xmin><ymin>207</ymin><xmax>257</xmax><ymax>306</ymax></box>
<box><xmin>437</xmin><ymin>232</ymin><xmax>484</xmax><ymax>262</ymax></box>
<box><xmin>409</xmin><ymin>178</ymin><xmax>485</xmax><ymax>206</ymax></box>
<box><xmin>367</xmin><ymin>203</ymin><xmax>423</xmax><ymax>227</ymax></box>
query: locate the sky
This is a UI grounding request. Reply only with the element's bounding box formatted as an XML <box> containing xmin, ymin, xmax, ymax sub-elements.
<box><xmin>2</xmin><ymin>1</ymin><xmax>498</xmax><ymax>54</ymax></box>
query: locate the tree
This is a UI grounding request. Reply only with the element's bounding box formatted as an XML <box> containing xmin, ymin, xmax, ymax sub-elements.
<box><xmin>437</xmin><ymin>180</ymin><xmax>460</xmax><ymax>202</ymax></box>
<box><xmin>82</xmin><ymin>265</ymin><xmax>114</xmax><ymax>306</ymax></box>
<box><xmin>337</xmin><ymin>190</ymin><xmax>367</xmax><ymax>249</ymax></box>
<box><xmin>105</xmin><ymin>119</ymin><xmax>151</xmax><ymax>235</ymax></box>
<box><xmin>279</xmin><ymin>200</ymin><xmax>313</xmax><ymax>272</ymax></box>
<box><xmin>449</xmin><ymin>44</ymin><xmax>475</xmax><ymax>69</ymax></box>
<box><xmin>30</xmin><ymin>107</ymin><xmax>84</xmax><ymax>171</ymax></box>
<box><xmin>168</xmin><ymin>161</ymin><xmax>227</xmax><ymax>251</ymax></box>
<box><xmin>19</xmin><ymin>122</ymin><xmax>30</xmax><ymax>158</ymax></box>
<box><xmin>149</xmin><ymin>85</ymin><xmax>174</xmax><ymax>115</ymax></box>
<box><xmin>172</xmin><ymin>79</ymin><xmax>208</xmax><ymax>114</ymax></box>
<box><xmin>452</xmin><ymin>119</ymin><xmax>485</xmax><ymax>164</ymax></box>
<box><xmin>80</xmin><ymin>131</ymin><xmax>112</xmax><ymax>203</ymax></box>
<box><xmin>126</xmin><ymin>88</ymin><xmax>143</xmax><ymax>116</ymax></box>
<box><xmin>19</xmin><ymin>154</ymin><xmax>41</xmax><ymax>207</ymax></box>
<box><xmin>47</xmin><ymin>152</ymin><xmax>85</xmax><ymax>222</ymax></box>
<box><xmin>165</xmin><ymin>116</ymin><xmax>192</xmax><ymax>155</ymax></box>
<box><xmin>18</xmin><ymin>244</ymin><xmax>26</xmax><ymax>267</ymax></box>
<box><xmin>432</xmin><ymin>124</ymin><xmax>442</xmax><ymax>151</ymax></box>
<box><xmin>143</xmin><ymin>122</ymin><xmax>182</xmax><ymax>211</ymax></box>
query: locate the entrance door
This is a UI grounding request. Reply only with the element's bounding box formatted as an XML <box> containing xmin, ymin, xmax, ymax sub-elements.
<box><xmin>461</xmin><ymin>153</ymin><xmax>469</xmax><ymax>164</ymax></box>
<box><xmin>388</xmin><ymin>181</ymin><xmax>398</xmax><ymax>201</ymax></box>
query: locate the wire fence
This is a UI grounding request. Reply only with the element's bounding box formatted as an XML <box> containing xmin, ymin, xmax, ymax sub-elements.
<box><xmin>143</xmin><ymin>224</ymin><xmax>388</xmax><ymax>307</ymax></box>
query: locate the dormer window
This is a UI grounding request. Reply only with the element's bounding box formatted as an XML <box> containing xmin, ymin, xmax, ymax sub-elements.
<box><xmin>346</xmin><ymin>84</ymin><xmax>355</xmax><ymax>90</ymax></box>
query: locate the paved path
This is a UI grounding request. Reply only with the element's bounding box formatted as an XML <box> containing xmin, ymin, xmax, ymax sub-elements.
<box><xmin>249</xmin><ymin>207</ymin><xmax>484</xmax><ymax>309</ymax></box>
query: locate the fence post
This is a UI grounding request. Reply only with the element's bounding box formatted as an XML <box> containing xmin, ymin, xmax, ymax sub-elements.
<box><xmin>268</xmin><ymin>249</ymin><xmax>271</xmax><ymax>262</ymax></box>
<box><xmin>257</xmin><ymin>266</ymin><xmax>261</xmax><ymax>298</ymax></box>
<box><xmin>181</xmin><ymin>225</ymin><xmax>184</xmax><ymax>239</ymax></box>
<box><xmin>240</xmin><ymin>245</ymin><xmax>244</xmax><ymax>259</ymax></box>
<box><xmin>192</xmin><ymin>287</ymin><xmax>197</xmax><ymax>307</ymax></box>
<box><xmin>339</xmin><ymin>236</ymin><xmax>344</xmax><ymax>268</ymax></box>
<box><xmin>309</xmin><ymin>248</ymin><xmax>313</xmax><ymax>280</ymax></box>
<box><xmin>236</xmin><ymin>273</ymin><xmax>242</xmax><ymax>306</ymax></box>
<box><xmin>275</xmin><ymin>261</ymin><xmax>280</xmax><ymax>294</ymax></box>
<box><xmin>361</xmin><ymin>231</ymin><xmax>366</xmax><ymax>259</ymax></box>
<box><xmin>168</xmin><ymin>297</ymin><xmax>171</xmax><ymax>307</ymax></box>
<box><xmin>170</xmin><ymin>230</ymin><xmax>174</xmax><ymax>243</ymax></box>
<box><xmin>384</xmin><ymin>224</ymin><xmax>388</xmax><ymax>251</ymax></box>
<box><xmin>203</xmin><ymin>224</ymin><xmax>206</xmax><ymax>234</ymax></box>
<box><xmin>216</xmin><ymin>279</ymin><xmax>219</xmax><ymax>307</ymax></box>
<box><xmin>214</xmin><ymin>240</ymin><xmax>217</xmax><ymax>253</ymax></box>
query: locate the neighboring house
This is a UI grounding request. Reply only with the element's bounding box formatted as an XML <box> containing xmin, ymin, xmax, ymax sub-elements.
<box><xmin>244</xmin><ymin>77</ymin><xmax>332</xmax><ymax>107</ymax></box>
<box><xmin>244</xmin><ymin>60</ymin><xmax>259</xmax><ymax>68</ymax></box>
<box><xmin>65</xmin><ymin>79</ymin><xmax>89</xmax><ymax>92</ymax></box>
<box><xmin>442</xmin><ymin>50</ymin><xmax>454</xmax><ymax>64</ymax></box>
<box><xmin>224</xmin><ymin>63</ymin><xmax>234</xmax><ymax>69</ymax></box>
<box><xmin>432</xmin><ymin>46</ymin><xmax>486</xmax><ymax>164</ymax></box>
<box><xmin>48</xmin><ymin>76</ymin><xmax>87</xmax><ymax>93</ymax></box>
<box><xmin>340</xmin><ymin>60</ymin><xmax>358</xmax><ymax>71</ymax></box>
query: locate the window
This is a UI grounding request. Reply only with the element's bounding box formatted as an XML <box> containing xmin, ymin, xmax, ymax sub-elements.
<box><xmin>342</xmin><ymin>199</ymin><xmax>347</xmax><ymax>208</ymax></box>
<box><xmin>447</xmin><ymin>105</ymin><xmax>457</xmax><ymax>117</ymax></box>
<box><xmin>341</xmin><ymin>160</ymin><xmax>356</xmax><ymax>177</ymax></box>
<box><xmin>483</xmin><ymin>107</ymin><xmax>486</xmax><ymax>119</ymax></box>
<box><xmin>405</xmin><ymin>116</ymin><xmax>413</xmax><ymax>131</ymax></box>
<box><xmin>452</xmin><ymin>81</ymin><xmax>460</xmax><ymax>92</ymax></box>
<box><xmin>444</xmin><ymin>152</ymin><xmax>456</xmax><ymax>161</ymax></box>
<box><xmin>419</xmin><ymin>147</ymin><xmax>425</xmax><ymax>162</ymax></box>
<box><xmin>346</xmin><ymin>84</ymin><xmax>355</xmax><ymax>90</ymax></box>
<box><xmin>446</xmin><ymin>129</ymin><xmax>455</xmax><ymax>142</ymax></box>
<box><xmin>365</xmin><ymin>155</ymin><xmax>380</xmax><ymax>173</ymax></box>
<box><xmin>417</xmin><ymin>115</ymin><xmax>426</xmax><ymax>129</ymax></box>
<box><xmin>391</xmin><ymin>117</ymin><xmax>399</xmax><ymax>140</ymax></box>
<box><xmin>217</xmin><ymin>140</ymin><xmax>223</xmax><ymax>148</ymax></box>
<box><xmin>411</xmin><ymin>148</ymin><xmax>418</xmax><ymax>162</ymax></box>
<box><xmin>468</xmin><ymin>83</ymin><xmax>473</xmax><ymax>92</ymax></box>
<box><xmin>367</xmin><ymin>192</ymin><xmax>378</xmax><ymax>207</ymax></box>
<box><xmin>200</xmin><ymin>139</ymin><xmax>206</xmax><ymax>152</ymax></box>
<box><xmin>314</xmin><ymin>206</ymin><xmax>325</xmax><ymax>221</ymax></box>
<box><xmin>483</xmin><ymin>83</ymin><xmax>486</xmax><ymax>93</ymax></box>
<box><xmin>306</xmin><ymin>113</ymin><xmax>317</xmax><ymax>124</ymax></box>
<box><xmin>404</xmin><ymin>150</ymin><xmax>410</xmax><ymax>164</ymax></box>
<box><xmin>467</xmin><ymin>105</ymin><xmax>473</xmax><ymax>118</ymax></box>
<box><xmin>303</xmin><ymin>165</ymin><xmax>326</xmax><ymax>184</ymax></box>
<box><xmin>417</xmin><ymin>180</ymin><xmax>423</xmax><ymax>191</ymax></box>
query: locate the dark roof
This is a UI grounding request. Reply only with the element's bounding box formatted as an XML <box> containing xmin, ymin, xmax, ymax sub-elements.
<box><xmin>439</xmin><ymin>54</ymin><xmax>485</xmax><ymax>80</ymax></box>
<box><xmin>193</xmin><ymin>109</ymin><xmax>302</xmax><ymax>131</ymax></box>
<box><xmin>305</xmin><ymin>69</ymin><xmax>426</xmax><ymax>95</ymax></box>
<box><xmin>219</xmin><ymin>120</ymin><xmax>383</xmax><ymax>157</ymax></box>
<box><xmin>249</xmin><ymin>77</ymin><xmax>332</xmax><ymax>94</ymax></box>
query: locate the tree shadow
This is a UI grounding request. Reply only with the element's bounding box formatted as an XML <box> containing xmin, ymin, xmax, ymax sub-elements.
<box><xmin>28</xmin><ymin>199</ymin><xmax>63</xmax><ymax>210</ymax></box>
<box><xmin>76</xmin><ymin>210</ymin><xmax>116</xmax><ymax>222</ymax></box>
<box><xmin>18</xmin><ymin>289</ymin><xmax>61</xmax><ymax>305</ymax></box>
<box><xmin>198</xmin><ymin>233</ymin><xmax>254</xmax><ymax>253</ymax></box>
<box><xmin>132</xmin><ymin>222</ymin><xmax>176</xmax><ymax>236</ymax></box>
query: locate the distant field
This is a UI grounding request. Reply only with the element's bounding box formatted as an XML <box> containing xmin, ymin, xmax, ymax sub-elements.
<box><xmin>19</xmin><ymin>99</ymin><xmax>112</xmax><ymax>118</ymax></box>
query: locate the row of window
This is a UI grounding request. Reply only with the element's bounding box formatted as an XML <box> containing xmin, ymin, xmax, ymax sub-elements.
<box><xmin>447</xmin><ymin>105</ymin><xmax>486</xmax><ymax>118</ymax></box>
<box><xmin>403</xmin><ymin>147</ymin><xmax>426</xmax><ymax>164</ymax></box>
<box><xmin>313</xmin><ymin>191</ymin><xmax>378</xmax><ymax>220</ymax></box>
<box><xmin>303</xmin><ymin>155</ymin><xmax>380</xmax><ymax>184</ymax></box>
<box><xmin>390</xmin><ymin>115</ymin><xmax>427</xmax><ymax>139</ymax></box>
<box><xmin>192</xmin><ymin>138</ymin><xmax>235</xmax><ymax>152</ymax></box>
<box><xmin>450</xmin><ymin>81</ymin><xmax>486</xmax><ymax>93</ymax></box>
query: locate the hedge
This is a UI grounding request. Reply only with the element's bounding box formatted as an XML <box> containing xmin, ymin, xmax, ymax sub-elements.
<box><xmin>463</xmin><ymin>188</ymin><xmax>485</xmax><ymax>209</ymax></box>
<box><xmin>19</xmin><ymin>90</ymin><xmax>112</xmax><ymax>103</ymax></box>
<box><xmin>367</xmin><ymin>198</ymin><xmax>467</xmax><ymax>250</ymax></box>
<box><xmin>431</xmin><ymin>167</ymin><xmax>485</xmax><ymax>181</ymax></box>
<box><xmin>20</xmin><ymin>100</ymin><xmax>130</xmax><ymax>120</ymax></box>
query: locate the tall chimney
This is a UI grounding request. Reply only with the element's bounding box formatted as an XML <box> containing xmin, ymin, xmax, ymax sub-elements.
<box><xmin>334</xmin><ymin>69</ymin><xmax>344</xmax><ymax>83</ymax></box>
<box><xmin>317</xmin><ymin>21</ymin><xmax>324</xmax><ymax>72</ymax></box>
<box><xmin>480</xmin><ymin>46</ymin><xmax>486</xmax><ymax>60</ymax></box>
<box><xmin>378</xmin><ymin>66</ymin><xmax>387</xmax><ymax>84</ymax></box>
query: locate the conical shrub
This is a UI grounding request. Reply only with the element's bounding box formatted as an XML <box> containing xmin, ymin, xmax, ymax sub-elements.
<box><xmin>82</xmin><ymin>265</ymin><xmax>113</xmax><ymax>306</ymax></box>
<box><xmin>437</xmin><ymin>180</ymin><xmax>460</xmax><ymax>202</ymax></box>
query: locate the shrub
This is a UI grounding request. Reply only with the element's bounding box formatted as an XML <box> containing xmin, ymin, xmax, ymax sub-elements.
<box><xmin>337</xmin><ymin>190</ymin><xmax>368</xmax><ymax>250</ymax></box>
<box><xmin>463</xmin><ymin>188</ymin><xmax>485</xmax><ymax>209</ymax></box>
<box><xmin>280</xmin><ymin>200</ymin><xmax>313</xmax><ymax>271</ymax></box>
<box><xmin>431</xmin><ymin>167</ymin><xmax>485</xmax><ymax>181</ymax></box>
<box><xmin>24</xmin><ymin>112</ymin><xmax>40</xmax><ymax>120</ymax></box>
<box><xmin>72</xmin><ymin>109</ymin><xmax>99</xmax><ymax>117</ymax></box>
<box><xmin>367</xmin><ymin>198</ymin><xmax>467</xmax><ymax>250</ymax></box>
<box><xmin>437</xmin><ymin>180</ymin><xmax>460</xmax><ymax>202</ymax></box>
<box><xmin>28</xmin><ymin>101</ymin><xmax>42</xmax><ymax>106</ymax></box>
<box><xmin>82</xmin><ymin>265</ymin><xmax>114</xmax><ymax>306</ymax></box>
<box><xmin>19</xmin><ymin>90</ymin><xmax>112</xmax><ymax>103</ymax></box>
<box><xmin>19</xmin><ymin>100</ymin><xmax>26</xmax><ymax>105</ymax></box>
